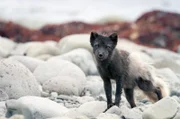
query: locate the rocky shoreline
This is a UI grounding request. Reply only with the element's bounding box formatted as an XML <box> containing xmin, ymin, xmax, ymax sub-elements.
<box><xmin>0</xmin><ymin>33</ymin><xmax>180</xmax><ymax>119</ymax></box>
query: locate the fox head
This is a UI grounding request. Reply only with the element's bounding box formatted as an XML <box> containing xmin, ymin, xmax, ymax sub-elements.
<box><xmin>90</xmin><ymin>32</ymin><xmax>118</xmax><ymax>61</ymax></box>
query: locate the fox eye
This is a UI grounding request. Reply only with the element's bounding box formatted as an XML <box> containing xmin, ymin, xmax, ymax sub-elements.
<box><xmin>106</xmin><ymin>46</ymin><xmax>111</xmax><ymax>49</ymax></box>
<box><xmin>94</xmin><ymin>44</ymin><xmax>99</xmax><ymax>48</ymax></box>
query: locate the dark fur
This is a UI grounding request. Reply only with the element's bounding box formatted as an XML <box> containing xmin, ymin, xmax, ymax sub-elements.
<box><xmin>90</xmin><ymin>32</ymin><xmax>162</xmax><ymax>111</ymax></box>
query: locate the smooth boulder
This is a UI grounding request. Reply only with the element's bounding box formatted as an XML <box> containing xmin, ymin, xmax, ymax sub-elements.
<box><xmin>0</xmin><ymin>59</ymin><xmax>40</xmax><ymax>99</ymax></box>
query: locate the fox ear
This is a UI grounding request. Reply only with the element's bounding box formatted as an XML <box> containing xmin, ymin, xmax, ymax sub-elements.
<box><xmin>109</xmin><ymin>33</ymin><xmax>118</xmax><ymax>45</ymax></box>
<box><xmin>90</xmin><ymin>32</ymin><xmax>98</xmax><ymax>46</ymax></box>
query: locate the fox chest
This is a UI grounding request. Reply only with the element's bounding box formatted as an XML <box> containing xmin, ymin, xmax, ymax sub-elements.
<box><xmin>97</xmin><ymin>64</ymin><xmax>122</xmax><ymax>80</ymax></box>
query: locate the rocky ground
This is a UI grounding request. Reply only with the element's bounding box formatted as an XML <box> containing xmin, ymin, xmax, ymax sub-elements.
<box><xmin>0</xmin><ymin>33</ymin><xmax>180</xmax><ymax>119</ymax></box>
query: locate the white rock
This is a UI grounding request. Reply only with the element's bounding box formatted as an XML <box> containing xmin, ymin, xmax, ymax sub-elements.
<box><xmin>106</xmin><ymin>105</ymin><xmax>143</xmax><ymax>119</ymax></box>
<box><xmin>143</xmin><ymin>48</ymin><xmax>180</xmax><ymax>60</ymax></box>
<box><xmin>117</xmin><ymin>39</ymin><xmax>147</xmax><ymax>53</ymax></box>
<box><xmin>156</xmin><ymin>68</ymin><xmax>180</xmax><ymax>96</ymax></box>
<box><xmin>76</xmin><ymin>101</ymin><xmax>106</xmax><ymax>118</ymax></box>
<box><xmin>85</xmin><ymin>76</ymin><xmax>104</xmax><ymax>96</ymax></box>
<box><xmin>174</xmin><ymin>109</ymin><xmax>180</xmax><ymax>119</ymax></box>
<box><xmin>0</xmin><ymin>89</ymin><xmax>9</xmax><ymax>101</ymax></box>
<box><xmin>48</xmin><ymin>48</ymin><xmax>98</xmax><ymax>75</ymax></box>
<box><xmin>34</xmin><ymin>60</ymin><xmax>86</xmax><ymax>95</ymax></box>
<box><xmin>0</xmin><ymin>101</ymin><xmax>6</xmax><ymax>117</ymax></box>
<box><xmin>153</xmin><ymin>58</ymin><xmax>180</xmax><ymax>74</ymax></box>
<box><xmin>8</xmin><ymin>56</ymin><xmax>45</xmax><ymax>72</ymax></box>
<box><xmin>26</xmin><ymin>42</ymin><xmax>60</xmax><ymax>57</ymax></box>
<box><xmin>35</xmin><ymin>54</ymin><xmax>53</xmax><ymax>61</ymax></box>
<box><xmin>0</xmin><ymin>59</ymin><xmax>40</xmax><ymax>99</ymax></box>
<box><xmin>10</xmin><ymin>43</ymin><xmax>33</xmax><ymax>56</ymax></box>
<box><xmin>6</xmin><ymin>96</ymin><xmax>69</xmax><ymax>119</ymax></box>
<box><xmin>97</xmin><ymin>113</ymin><xmax>120</xmax><ymax>119</ymax></box>
<box><xmin>64</xmin><ymin>108</ymin><xmax>89</xmax><ymax>119</ymax></box>
<box><xmin>0</xmin><ymin>37</ymin><xmax>16</xmax><ymax>58</ymax></box>
<box><xmin>1</xmin><ymin>115</ymin><xmax>24</xmax><ymax>119</ymax></box>
<box><xmin>142</xmin><ymin>97</ymin><xmax>179</xmax><ymax>119</ymax></box>
<box><xmin>58</xmin><ymin>34</ymin><xmax>92</xmax><ymax>54</ymax></box>
<box><xmin>47</xmin><ymin>117</ymin><xmax>72</xmax><ymax>119</ymax></box>
<box><xmin>11</xmin><ymin>41</ymin><xmax>60</xmax><ymax>57</ymax></box>
<box><xmin>43</xmin><ymin>76</ymin><xmax>85</xmax><ymax>96</ymax></box>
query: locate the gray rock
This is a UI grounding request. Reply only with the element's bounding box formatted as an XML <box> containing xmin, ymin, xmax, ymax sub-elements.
<box><xmin>0</xmin><ymin>59</ymin><xmax>40</xmax><ymax>99</ymax></box>
<box><xmin>142</xmin><ymin>97</ymin><xmax>179</xmax><ymax>119</ymax></box>
<box><xmin>48</xmin><ymin>48</ymin><xmax>98</xmax><ymax>75</ymax></box>
<box><xmin>6</xmin><ymin>96</ymin><xmax>69</xmax><ymax>119</ymax></box>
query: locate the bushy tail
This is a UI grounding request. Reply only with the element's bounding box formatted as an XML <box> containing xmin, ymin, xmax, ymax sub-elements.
<box><xmin>154</xmin><ymin>76</ymin><xmax>170</xmax><ymax>98</ymax></box>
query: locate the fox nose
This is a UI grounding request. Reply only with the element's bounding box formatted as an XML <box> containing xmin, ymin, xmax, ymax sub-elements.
<box><xmin>98</xmin><ymin>53</ymin><xmax>103</xmax><ymax>58</ymax></box>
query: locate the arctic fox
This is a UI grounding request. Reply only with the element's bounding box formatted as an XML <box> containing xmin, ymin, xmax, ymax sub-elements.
<box><xmin>90</xmin><ymin>32</ymin><xmax>169</xmax><ymax>111</ymax></box>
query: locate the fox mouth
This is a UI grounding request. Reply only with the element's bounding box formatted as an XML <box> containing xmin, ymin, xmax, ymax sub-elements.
<box><xmin>97</xmin><ymin>57</ymin><xmax>106</xmax><ymax>61</ymax></box>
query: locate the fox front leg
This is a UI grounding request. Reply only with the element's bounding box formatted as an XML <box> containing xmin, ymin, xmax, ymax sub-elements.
<box><xmin>103</xmin><ymin>79</ymin><xmax>114</xmax><ymax>111</ymax></box>
<box><xmin>114</xmin><ymin>77</ymin><xmax>123</xmax><ymax>107</ymax></box>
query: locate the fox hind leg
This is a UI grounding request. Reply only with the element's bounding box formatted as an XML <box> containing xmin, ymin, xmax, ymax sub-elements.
<box><xmin>124</xmin><ymin>88</ymin><xmax>136</xmax><ymax>108</ymax></box>
<box><xmin>136</xmin><ymin>77</ymin><xmax>162</xmax><ymax>102</ymax></box>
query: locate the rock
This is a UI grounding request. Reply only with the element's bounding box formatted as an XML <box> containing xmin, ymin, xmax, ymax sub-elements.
<box><xmin>117</xmin><ymin>39</ymin><xmax>147</xmax><ymax>53</ymax></box>
<box><xmin>142</xmin><ymin>97</ymin><xmax>180</xmax><ymax>119</ymax></box>
<box><xmin>97</xmin><ymin>113</ymin><xmax>120</xmax><ymax>119</ymax></box>
<box><xmin>0</xmin><ymin>89</ymin><xmax>9</xmax><ymax>101</ymax></box>
<box><xmin>153</xmin><ymin>58</ymin><xmax>180</xmax><ymax>74</ymax></box>
<box><xmin>76</xmin><ymin>101</ymin><xmax>106</xmax><ymax>118</ymax></box>
<box><xmin>0</xmin><ymin>101</ymin><xmax>7</xmax><ymax>117</ymax></box>
<box><xmin>48</xmin><ymin>48</ymin><xmax>98</xmax><ymax>75</ymax></box>
<box><xmin>0</xmin><ymin>37</ymin><xmax>16</xmax><ymax>58</ymax></box>
<box><xmin>58</xmin><ymin>34</ymin><xmax>92</xmax><ymax>54</ymax></box>
<box><xmin>47</xmin><ymin>117</ymin><xmax>72</xmax><ymax>119</ymax></box>
<box><xmin>10</xmin><ymin>41</ymin><xmax>60</xmax><ymax>58</ymax></box>
<box><xmin>0</xmin><ymin>115</ymin><xmax>24</xmax><ymax>119</ymax></box>
<box><xmin>156</xmin><ymin>68</ymin><xmax>180</xmax><ymax>96</ymax></box>
<box><xmin>43</xmin><ymin>76</ymin><xmax>86</xmax><ymax>96</ymax></box>
<box><xmin>55</xmin><ymin>95</ymin><xmax>94</xmax><ymax>108</ymax></box>
<box><xmin>143</xmin><ymin>48</ymin><xmax>180</xmax><ymax>61</ymax></box>
<box><xmin>106</xmin><ymin>105</ymin><xmax>143</xmax><ymax>119</ymax></box>
<box><xmin>10</xmin><ymin>43</ymin><xmax>33</xmax><ymax>56</ymax></box>
<box><xmin>85</xmin><ymin>76</ymin><xmax>104</xmax><ymax>96</ymax></box>
<box><xmin>64</xmin><ymin>108</ymin><xmax>89</xmax><ymax>119</ymax></box>
<box><xmin>6</xmin><ymin>96</ymin><xmax>69</xmax><ymax>119</ymax></box>
<box><xmin>0</xmin><ymin>59</ymin><xmax>40</xmax><ymax>99</ymax></box>
<box><xmin>26</xmin><ymin>42</ymin><xmax>60</xmax><ymax>57</ymax></box>
<box><xmin>8</xmin><ymin>56</ymin><xmax>45</xmax><ymax>72</ymax></box>
<box><xmin>174</xmin><ymin>109</ymin><xmax>180</xmax><ymax>119</ymax></box>
<box><xmin>50</xmin><ymin>92</ymin><xmax>58</xmax><ymax>100</ymax></box>
<box><xmin>35</xmin><ymin>54</ymin><xmax>53</xmax><ymax>61</ymax></box>
<box><xmin>34</xmin><ymin>60</ymin><xmax>86</xmax><ymax>96</ymax></box>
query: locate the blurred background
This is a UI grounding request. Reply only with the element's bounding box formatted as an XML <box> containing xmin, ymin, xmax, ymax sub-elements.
<box><xmin>0</xmin><ymin>0</ymin><xmax>180</xmax><ymax>28</ymax></box>
<box><xmin>0</xmin><ymin>0</ymin><xmax>180</xmax><ymax>51</ymax></box>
